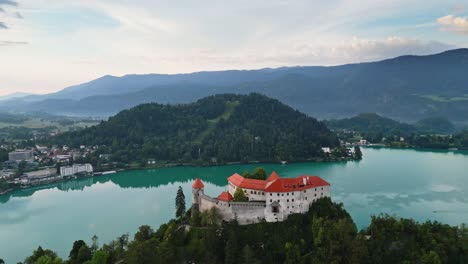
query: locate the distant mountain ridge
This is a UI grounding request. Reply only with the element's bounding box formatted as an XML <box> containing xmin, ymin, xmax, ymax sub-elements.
<box><xmin>326</xmin><ymin>113</ymin><xmax>457</xmax><ymax>139</ymax></box>
<box><xmin>0</xmin><ymin>92</ymin><xmax>35</xmax><ymax>101</ymax></box>
<box><xmin>3</xmin><ymin>48</ymin><xmax>468</xmax><ymax>123</ymax></box>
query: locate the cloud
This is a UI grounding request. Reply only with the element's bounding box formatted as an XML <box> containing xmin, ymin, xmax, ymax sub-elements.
<box><xmin>0</xmin><ymin>40</ymin><xmax>28</xmax><ymax>46</ymax></box>
<box><xmin>0</xmin><ymin>7</ymin><xmax>5</xmax><ymax>12</ymax></box>
<box><xmin>239</xmin><ymin>37</ymin><xmax>455</xmax><ymax>66</ymax></box>
<box><xmin>0</xmin><ymin>21</ymin><xmax>7</xmax><ymax>29</ymax></box>
<box><xmin>437</xmin><ymin>15</ymin><xmax>468</xmax><ymax>35</ymax></box>
<box><xmin>0</xmin><ymin>0</ymin><xmax>17</xmax><ymax>6</ymax></box>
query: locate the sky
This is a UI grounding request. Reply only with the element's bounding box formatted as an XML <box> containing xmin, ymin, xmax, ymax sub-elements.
<box><xmin>0</xmin><ymin>0</ymin><xmax>467</xmax><ymax>96</ymax></box>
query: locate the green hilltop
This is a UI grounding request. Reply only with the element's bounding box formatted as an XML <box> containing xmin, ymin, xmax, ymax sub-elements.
<box><xmin>50</xmin><ymin>94</ymin><xmax>339</xmax><ymax>165</ymax></box>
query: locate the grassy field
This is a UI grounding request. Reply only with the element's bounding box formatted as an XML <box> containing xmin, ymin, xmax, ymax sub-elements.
<box><xmin>194</xmin><ymin>100</ymin><xmax>240</xmax><ymax>144</ymax></box>
<box><xmin>0</xmin><ymin>118</ymin><xmax>100</xmax><ymax>130</ymax></box>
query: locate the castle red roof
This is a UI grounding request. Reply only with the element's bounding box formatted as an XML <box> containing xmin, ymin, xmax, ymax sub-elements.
<box><xmin>228</xmin><ymin>173</ymin><xmax>266</xmax><ymax>190</ymax></box>
<box><xmin>267</xmin><ymin>171</ymin><xmax>280</xmax><ymax>181</ymax></box>
<box><xmin>264</xmin><ymin>176</ymin><xmax>329</xmax><ymax>193</ymax></box>
<box><xmin>228</xmin><ymin>172</ymin><xmax>329</xmax><ymax>193</ymax></box>
<box><xmin>192</xmin><ymin>178</ymin><xmax>205</xmax><ymax>189</ymax></box>
<box><xmin>218</xmin><ymin>191</ymin><xmax>234</xmax><ymax>202</ymax></box>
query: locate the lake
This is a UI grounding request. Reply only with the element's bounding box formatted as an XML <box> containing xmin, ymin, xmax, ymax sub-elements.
<box><xmin>1</xmin><ymin>147</ymin><xmax>468</xmax><ymax>263</ymax></box>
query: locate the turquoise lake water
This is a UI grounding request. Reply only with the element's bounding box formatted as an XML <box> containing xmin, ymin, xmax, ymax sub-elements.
<box><xmin>1</xmin><ymin>147</ymin><xmax>467</xmax><ymax>263</ymax></box>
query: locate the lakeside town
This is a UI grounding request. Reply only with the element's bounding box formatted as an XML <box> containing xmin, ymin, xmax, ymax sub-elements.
<box><xmin>0</xmin><ymin>140</ymin><xmax>364</xmax><ymax>195</ymax></box>
<box><xmin>0</xmin><ymin>147</ymin><xmax>95</xmax><ymax>194</ymax></box>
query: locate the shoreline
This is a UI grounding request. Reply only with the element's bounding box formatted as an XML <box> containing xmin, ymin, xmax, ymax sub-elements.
<box><xmin>0</xmin><ymin>156</ymin><xmax>358</xmax><ymax>196</ymax></box>
<box><xmin>364</xmin><ymin>144</ymin><xmax>468</xmax><ymax>152</ymax></box>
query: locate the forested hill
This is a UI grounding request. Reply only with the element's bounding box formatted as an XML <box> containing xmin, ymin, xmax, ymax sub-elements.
<box><xmin>51</xmin><ymin>94</ymin><xmax>339</xmax><ymax>164</ymax></box>
<box><xmin>325</xmin><ymin>113</ymin><xmax>458</xmax><ymax>140</ymax></box>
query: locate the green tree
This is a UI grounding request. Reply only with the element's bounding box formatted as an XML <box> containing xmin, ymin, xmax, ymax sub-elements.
<box><xmin>77</xmin><ymin>244</ymin><xmax>92</xmax><ymax>263</ymax></box>
<box><xmin>241</xmin><ymin>245</ymin><xmax>260</xmax><ymax>264</ymax></box>
<box><xmin>175</xmin><ymin>186</ymin><xmax>186</xmax><ymax>218</ymax></box>
<box><xmin>421</xmin><ymin>251</ymin><xmax>442</xmax><ymax>264</ymax></box>
<box><xmin>90</xmin><ymin>235</ymin><xmax>99</xmax><ymax>254</ymax></box>
<box><xmin>87</xmin><ymin>250</ymin><xmax>109</xmax><ymax>264</ymax></box>
<box><xmin>354</xmin><ymin>145</ymin><xmax>363</xmax><ymax>160</ymax></box>
<box><xmin>252</xmin><ymin>167</ymin><xmax>267</xmax><ymax>180</ymax></box>
<box><xmin>284</xmin><ymin>242</ymin><xmax>300</xmax><ymax>264</ymax></box>
<box><xmin>200</xmin><ymin>207</ymin><xmax>222</xmax><ymax>226</ymax></box>
<box><xmin>233</xmin><ymin>188</ymin><xmax>248</xmax><ymax>202</ymax></box>
<box><xmin>35</xmin><ymin>255</ymin><xmax>64</xmax><ymax>264</ymax></box>
<box><xmin>25</xmin><ymin>247</ymin><xmax>59</xmax><ymax>264</ymax></box>
<box><xmin>69</xmin><ymin>240</ymin><xmax>91</xmax><ymax>264</ymax></box>
<box><xmin>134</xmin><ymin>225</ymin><xmax>154</xmax><ymax>242</ymax></box>
<box><xmin>0</xmin><ymin>258</ymin><xmax>4</xmax><ymax>264</ymax></box>
<box><xmin>17</xmin><ymin>160</ymin><xmax>28</xmax><ymax>176</ymax></box>
<box><xmin>224</xmin><ymin>230</ymin><xmax>238</xmax><ymax>264</ymax></box>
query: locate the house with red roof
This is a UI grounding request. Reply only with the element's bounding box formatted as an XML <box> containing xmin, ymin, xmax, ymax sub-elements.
<box><xmin>191</xmin><ymin>171</ymin><xmax>331</xmax><ymax>224</ymax></box>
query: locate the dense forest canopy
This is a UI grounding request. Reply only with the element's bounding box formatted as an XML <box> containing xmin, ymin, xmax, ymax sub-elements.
<box><xmin>15</xmin><ymin>198</ymin><xmax>468</xmax><ymax>264</ymax></box>
<box><xmin>49</xmin><ymin>94</ymin><xmax>339</xmax><ymax>165</ymax></box>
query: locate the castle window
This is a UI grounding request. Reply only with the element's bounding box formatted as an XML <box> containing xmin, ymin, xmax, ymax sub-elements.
<box><xmin>321</xmin><ymin>187</ymin><xmax>323</xmax><ymax>190</ymax></box>
<box><xmin>321</xmin><ymin>193</ymin><xmax>323</xmax><ymax>196</ymax></box>
<box><xmin>287</xmin><ymin>206</ymin><xmax>289</xmax><ymax>209</ymax></box>
<box><xmin>277</xmin><ymin>193</ymin><xmax>279</xmax><ymax>196</ymax></box>
<box><xmin>270</xmin><ymin>199</ymin><xmax>272</xmax><ymax>202</ymax></box>
<box><xmin>270</xmin><ymin>193</ymin><xmax>272</xmax><ymax>196</ymax></box>
<box><xmin>314</xmin><ymin>194</ymin><xmax>317</xmax><ymax>197</ymax></box>
<box><xmin>292</xmin><ymin>206</ymin><xmax>294</xmax><ymax>208</ymax></box>
<box><xmin>282</xmin><ymin>194</ymin><xmax>284</xmax><ymax>196</ymax></box>
<box><xmin>272</xmin><ymin>206</ymin><xmax>279</xmax><ymax>213</ymax></box>
<box><xmin>304</xmin><ymin>190</ymin><xmax>306</xmax><ymax>193</ymax></box>
<box><xmin>292</xmin><ymin>199</ymin><xmax>295</xmax><ymax>202</ymax></box>
<box><xmin>287</xmin><ymin>193</ymin><xmax>289</xmax><ymax>196</ymax></box>
<box><xmin>287</xmin><ymin>199</ymin><xmax>289</xmax><ymax>202</ymax></box>
<box><xmin>315</xmin><ymin>188</ymin><xmax>317</xmax><ymax>191</ymax></box>
<box><xmin>305</xmin><ymin>197</ymin><xmax>308</xmax><ymax>200</ymax></box>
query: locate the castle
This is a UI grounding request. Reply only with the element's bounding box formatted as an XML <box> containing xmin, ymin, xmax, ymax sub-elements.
<box><xmin>191</xmin><ymin>171</ymin><xmax>331</xmax><ymax>224</ymax></box>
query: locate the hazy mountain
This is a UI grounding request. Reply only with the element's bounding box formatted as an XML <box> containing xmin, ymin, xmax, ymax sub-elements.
<box><xmin>326</xmin><ymin>113</ymin><xmax>456</xmax><ymax>136</ymax></box>
<box><xmin>0</xmin><ymin>92</ymin><xmax>35</xmax><ymax>101</ymax></box>
<box><xmin>414</xmin><ymin>117</ymin><xmax>456</xmax><ymax>134</ymax></box>
<box><xmin>3</xmin><ymin>49</ymin><xmax>468</xmax><ymax>123</ymax></box>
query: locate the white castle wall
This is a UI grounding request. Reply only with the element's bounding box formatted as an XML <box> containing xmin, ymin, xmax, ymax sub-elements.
<box><xmin>228</xmin><ymin>181</ymin><xmax>266</xmax><ymax>202</ymax></box>
<box><xmin>195</xmin><ymin>184</ymin><xmax>331</xmax><ymax>225</ymax></box>
<box><xmin>230</xmin><ymin>202</ymin><xmax>266</xmax><ymax>224</ymax></box>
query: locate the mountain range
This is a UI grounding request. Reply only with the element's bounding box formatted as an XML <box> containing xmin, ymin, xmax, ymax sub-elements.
<box><xmin>3</xmin><ymin>49</ymin><xmax>468</xmax><ymax>124</ymax></box>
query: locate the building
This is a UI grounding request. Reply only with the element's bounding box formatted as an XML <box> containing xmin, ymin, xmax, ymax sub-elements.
<box><xmin>8</xmin><ymin>149</ymin><xmax>34</xmax><ymax>162</ymax></box>
<box><xmin>24</xmin><ymin>168</ymin><xmax>57</xmax><ymax>180</ymax></box>
<box><xmin>192</xmin><ymin>171</ymin><xmax>331</xmax><ymax>225</ymax></box>
<box><xmin>321</xmin><ymin>147</ymin><xmax>331</xmax><ymax>154</ymax></box>
<box><xmin>60</xmin><ymin>164</ymin><xmax>93</xmax><ymax>177</ymax></box>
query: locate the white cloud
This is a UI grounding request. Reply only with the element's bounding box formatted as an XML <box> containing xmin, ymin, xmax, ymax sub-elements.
<box><xmin>437</xmin><ymin>15</ymin><xmax>468</xmax><ymax>35</ymax></box>
<box><xmin>0</xmin><ymin>0</ymin><xmax>464</xmax><ymax>95</ymax></box>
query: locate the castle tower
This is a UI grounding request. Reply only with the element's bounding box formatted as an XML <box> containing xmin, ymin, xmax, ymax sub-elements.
<box><xmin>191</xmin><ymin>178</ymin><xmax>205</xmax><ymax>217</ymax></box>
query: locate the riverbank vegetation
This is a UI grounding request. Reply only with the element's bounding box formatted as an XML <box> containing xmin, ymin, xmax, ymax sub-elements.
<box><xmin>13</xmin><ymin>198</ymin><xmax>468</xmax><ymax>264</ymax></box>
<box><xmin>327</xmin><ymin>113</ymin><xmax>468</xmax><ymax>150</ymax></box>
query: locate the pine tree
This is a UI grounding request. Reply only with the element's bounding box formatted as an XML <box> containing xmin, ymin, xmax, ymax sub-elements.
<box><xmin>233</xmin><ymin>188</ymin><xmax>248</xmax><ymax>202</ymax></box>
<box><xmin>175</xmin><ymin>186</ymin><xmax>186</xmax><ymax>218</ymax></box>
<box><xmin>354</xmin><ymin>146</ymin><xmax>363</xmax><ymax>160</ymax></box>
